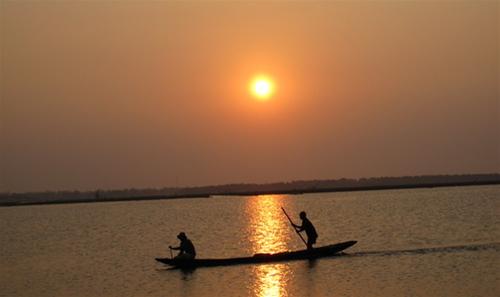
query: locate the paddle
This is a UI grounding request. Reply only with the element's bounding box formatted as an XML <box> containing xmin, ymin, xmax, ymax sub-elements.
<box><xmin>281</xmin><ymin>207</ymin><xmax>308</xmax><ymax>248</ymax></box>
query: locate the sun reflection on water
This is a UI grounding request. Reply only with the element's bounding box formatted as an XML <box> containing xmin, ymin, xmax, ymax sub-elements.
<box><xmin>246</xmin><ymin>195</ymin><xmax>292</xmax><ymax>297</ymax></box>
<box><xmin>253</xmin><ymin>264</ymin><xmax>290</xmax><ymax>297</ymax></box>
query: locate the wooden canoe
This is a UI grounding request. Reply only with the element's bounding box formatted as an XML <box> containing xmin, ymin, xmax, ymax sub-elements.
<box><xmin>156</xmin><ymin>240</ymin><xmax>356</xmax><ymax>268</ymax></box>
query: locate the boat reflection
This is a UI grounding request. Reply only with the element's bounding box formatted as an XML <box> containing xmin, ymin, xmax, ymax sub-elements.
<box><xmin>246</xmin><ymin>195</ymin><xmax>292</xmax><ymax>297</ymax></box>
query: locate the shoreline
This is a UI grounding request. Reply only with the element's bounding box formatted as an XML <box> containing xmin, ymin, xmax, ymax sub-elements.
<box><xmin>1</xmin><ymin>180</ymin><xmax>498</xmax><ymax>208</ymax></box>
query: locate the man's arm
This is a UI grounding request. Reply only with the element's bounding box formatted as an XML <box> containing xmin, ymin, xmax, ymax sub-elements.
<box><xmin>292</xmin><ymin>223</ymin><xmax>304</xmax><ymax>232</ymax></box>
<box><xmin>169</xmin><ymin>245</ymin><xmax>181</xmax><ymax>250</ymax></box>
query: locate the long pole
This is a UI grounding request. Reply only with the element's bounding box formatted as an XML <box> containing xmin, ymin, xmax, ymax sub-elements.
<box><xmin>281</xmin><ymin>207</ymin><xmax>308</xmax><ymax>247</ymax></box>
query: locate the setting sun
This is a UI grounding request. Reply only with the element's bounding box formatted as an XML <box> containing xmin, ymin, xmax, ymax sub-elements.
<box><xmin>250</xmin><ymin>75</ymin><xmax>275</xmax><ymax>100</ymax></box>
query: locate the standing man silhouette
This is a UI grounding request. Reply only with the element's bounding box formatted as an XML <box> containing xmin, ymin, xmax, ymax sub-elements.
<box><xmin>292</xmin><ymin>211</ymin><xmax>318</xmax><ymax>250</ymax></box>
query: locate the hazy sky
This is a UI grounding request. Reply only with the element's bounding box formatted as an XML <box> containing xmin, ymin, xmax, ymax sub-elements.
<box><xmin>1</xmin><ymin>1</ymin><xmax>499</xmax><ymax>192</ymax></box>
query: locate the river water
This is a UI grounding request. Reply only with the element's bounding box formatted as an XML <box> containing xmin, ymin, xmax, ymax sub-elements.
<box><xmin>1</xmin><ymin>185</ymin><xmax>499</xmax><ymax>297</ymax></box>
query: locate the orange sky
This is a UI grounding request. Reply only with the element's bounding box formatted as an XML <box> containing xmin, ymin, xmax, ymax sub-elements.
<box><xmin>1</xmin><ymin>1</ymin><xmax>499</xmax><ymax>192</ymax></box>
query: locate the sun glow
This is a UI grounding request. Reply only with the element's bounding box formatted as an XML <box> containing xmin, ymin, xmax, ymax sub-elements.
<box><xmin>250</xmin><ymin>75</ymin><xmax>275</xmax><ymax>101</ymax></box>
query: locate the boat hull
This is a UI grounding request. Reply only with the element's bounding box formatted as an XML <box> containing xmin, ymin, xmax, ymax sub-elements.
<box><xmin>156</xmin><ymin>240</ymin><xmax>356</xmax><ymax>268</ymax></box>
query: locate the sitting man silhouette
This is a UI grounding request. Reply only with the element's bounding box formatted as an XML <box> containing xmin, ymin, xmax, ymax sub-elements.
<box><xmin>169</xmin><ymin>232</ymin><xmax>196</xmax><ymax>260</ymax></box>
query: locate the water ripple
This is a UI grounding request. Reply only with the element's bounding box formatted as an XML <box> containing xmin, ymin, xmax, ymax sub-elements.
<box><xmin>347</xmin><ymin>242</ymin><xmax>500</xmax><ymax>258</ymax></box>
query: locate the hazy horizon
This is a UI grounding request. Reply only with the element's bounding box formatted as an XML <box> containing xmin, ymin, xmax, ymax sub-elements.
<box><xmin>1</xmin><ymin>1</ymin><xmax>499</xmax><ymax>192</ymax></box>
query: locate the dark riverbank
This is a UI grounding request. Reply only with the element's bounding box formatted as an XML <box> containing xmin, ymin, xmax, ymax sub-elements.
<box><xmin>1</xmin><ymin>174</ymin><xmax>499</xmax><ymax>207</ymax></box>
<box><xmin>0</xmin><ymin>193</ymin><xmax>211</xmax><ymax>207</ymax></box>
<box><xmin>220</xmin><ymin>180</ymin><xmax>500</xmax><ymax>196</ymax></box>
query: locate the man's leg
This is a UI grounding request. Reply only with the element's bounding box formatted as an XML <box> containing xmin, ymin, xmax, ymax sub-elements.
<box><xmin>307</xmin><ymin>237</ymin><xmax>314</xmax><ymax>250</ymax></box>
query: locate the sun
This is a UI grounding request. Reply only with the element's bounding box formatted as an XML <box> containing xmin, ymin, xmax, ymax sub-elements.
<box><xmin>250</xmin><ymin>75</ymin><xmax>275</xmax><ymax>101</ymax></box>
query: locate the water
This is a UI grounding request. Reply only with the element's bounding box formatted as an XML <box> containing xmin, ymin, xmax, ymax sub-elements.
<box><xmin>1</xmin><ymin>185</ymin><xmax>499</xmax><ymax>297</ymax></box>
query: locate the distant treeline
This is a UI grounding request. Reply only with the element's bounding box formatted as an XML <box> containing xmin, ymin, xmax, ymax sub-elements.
<box><xmin>1</xmin><ymin>173</ymin><xmax>499</xmax><ymax>207</ymax></box>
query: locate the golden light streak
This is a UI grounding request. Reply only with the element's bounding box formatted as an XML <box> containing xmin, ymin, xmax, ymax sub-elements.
<box><xmin>246</xmin><ymin>195</ymin><xmax>291</xmax><ymax>297</ymax></box>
